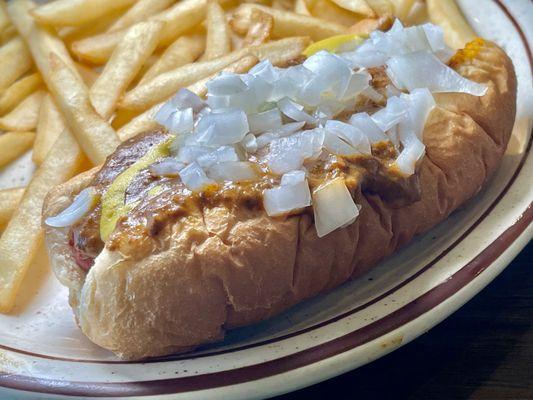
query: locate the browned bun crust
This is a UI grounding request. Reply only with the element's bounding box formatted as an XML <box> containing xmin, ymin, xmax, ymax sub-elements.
<box><xmin>43</xmin><ymin>41</ymin><xmax>516</xmax><ymax>359</ymax></box>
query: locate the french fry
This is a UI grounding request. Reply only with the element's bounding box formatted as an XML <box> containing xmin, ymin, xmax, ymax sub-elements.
<box><xmin>426</xmin><ymin>0</ymin><xmax>476</xmax><ymax>49</ymax></box>
<box><xmin>203</xmin><ymin>0</ymin><xmax>232</xmax><ymax>61</ymax></box>
<box><xmin>0</xmin><ymin>129</ymin><xmax>85</xmax><ymax>313</ymax></box>
<box><xmin>107</xmin><ymin>0</ymin><xmax>175</xmax><ymax>33</ymax></box>
<box><xmin>120</xmin><ymin>37</ymin><xmax>311</xmax><ymax>111</ymax></box>
<box><xmin>0</xmin><ymin>0</ymin><xmax>10</xmax><ymax>35</ymax></box>
<box><xmin>309</xmin><ymin>0</ymin><xmax>362</xmax><ymax>26</ymax></box>
<box><xmin>30</xmin><ymin>0</ymin><xmax>136</xmax><ymax>28</ymax></box>
<box><xmin>9</xmin><ymin>0</ymin><xmax>120</xmax><ymax>165</ymax></box>
<box><xmin>0</xmin><ymin>24</ymin><xmax>16</xmax><ymax>44</ymax></box>
<box><xmin>272</xmin><ymin>0</ymin><xmax>293</xmax><ymax>10</ymax></box>
<box><xmin>47</xmin><ymin>53</ymin><xmax>121</xmax><ymax>165</ymax></box>
<box><xmin>90</xmin><ymin>20</ymin><xmax>164</xmax><ymax>119</ymax></box>
<box><xmin>347</xmin><ymin>13</ymin><xmax>393</xmax><ymax>34</ymax></box>
<box><xmin>365</xmin><ymin>0</ymin><xmax>393</xmax><ymax>16</ymax></box>
<box><xmin>294</xmin><ymin>0</ymin><xmax>312</xmax><ymax>15</ymax></box>
<box><xmin>112</xmin><ymin>108</ymin><xmax>141</xmax><ymax>130</ymax></box>
<box><xmin>139</xmin><ymin>34</ymin><xmax>205</xmax><ymax>85</ymax></box>
<box><xmin>330</xmin><ymin>0</ymin><xmax>375</xmax><ymax>16</ymax></box>
<box><xmin>0</xmin><ymin>73</ymin><xmax>43</xmax><ymax>115</ymax></box>
<box><xmin>75</xmin><ymin>62</ymin><xmax>99</xmax><ymax>87</ymax></box>
<box><xmin>0</xmin><ymin>91</ymin><xmax>44</xmax><ymax>131</ymax></box>
<box><xmin>405</xmin><ymin>0</ymin><xmax>428</xmax><ymax>26</ymax></box>
<box><xmin>72</xmin><ymin>0</ymin><xmax>215</xmax><ymax>65</ymax></box>
<box><xmin>231</xmin><ymin>4</ymin><xmax>346</xmax><ymax>41</ymax></box>
<box><xmin>243</xmin><ymin>8</ymin><xmax>274</xmax><ymax>47</ymax></box>
<box><xmin>0</xmin><ymin>131</ymin><xmax>35</xmax><ymax>168</ymax></box>
<box><xmin>118</xmin><ymin>55</ymin><xmax>261</xmax><ymax>142</ymax></box>
<box><xmin>0</xmin><ymin>188</ymin><xmax>24</xmax><ymax>231</ymax></box>
<box><xmin>59</xmin><ymin>9</ymin><xmax>127</xmax><ymax>45</ymax></box>
<box><xmin>0</xmin><ymin>37</ymin><xmax>33</xmax><ymax>92</ymax></box>
<box><xmin>389</xmin><ymin>0</ymin><xmax>414</xmax><ymax>21</ymax></box>
<box><xmin>32</xmin><ymin>94</ymin><xmax>65</xmax><ymax>164</ymax></box>
<box><xmin>8</xmin><ymin>0</ymin><xmax>82</xmax><ymax>80</ymax></box>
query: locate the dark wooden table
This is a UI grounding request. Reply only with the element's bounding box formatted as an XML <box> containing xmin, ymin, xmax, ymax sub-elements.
<box><xmin>278</xmin><ymin>243</ymin><xmax>532</xmax><ymax>400</ymax></box>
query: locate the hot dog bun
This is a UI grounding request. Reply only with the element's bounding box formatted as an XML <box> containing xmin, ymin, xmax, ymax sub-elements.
<box><xmin>43</xmin><ymin>41</ymin><xmax>516</xmax><ymax>359</ymax></box>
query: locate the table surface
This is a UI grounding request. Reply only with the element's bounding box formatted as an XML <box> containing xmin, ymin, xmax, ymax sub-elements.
<box><xmin>278</xmin><ymin>243</ymin><xmax>532</xmax><ymax>400</ymax></box>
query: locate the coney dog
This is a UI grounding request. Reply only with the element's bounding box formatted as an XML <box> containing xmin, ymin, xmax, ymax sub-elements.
<box><xmin>43</xmin><ymin>22</ymin><xmax>517</xmax><ymax>359</ymax></box>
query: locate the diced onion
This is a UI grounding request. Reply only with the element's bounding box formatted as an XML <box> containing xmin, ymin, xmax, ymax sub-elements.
<box><xmin>149</xmin><ymin>158</ymin><xmax>185</xmax><ymax>177</ymax></box>
<box><xmin>395</xmin><ymin>132</ymin><xmax>425</xmax><ymax>175</ymax></box>
<box><xmin>278</xmin><ymin>97</ymin><xmax>317</xmax><ymax>125</ymax></box>
<box><xmin>207</xmin><ymin>161</ymin><xmax>258</xmax><ymax>182</ymax></box>
<box><xmin>323</xmin><ymin>130</ymin><xmax>359</xmax><ymax>156</ymax></box>
<box><xmin>386</xmin><ymin>51</ymin><xmax>488</xmax><ymax>96</ymax></box>
<box><xmin>371</xmin><ymin>96</ymin><xmax>410</xmax><ymax>131</ymax></box>
<box><xmin>241</xmin><ymin>133</ymin><xmax>258</xmax><ymax>153</ymax></box>
<box><xmin>196</xmin><ymin>108</ymin><xmax>250</xmax><ymax>146</ymax></box>
<box><xmin>348</xmin><ymin>112</ymin><xmax>388</xmax><ymax>143</ymax></box>
<box><xmin>325</xmin><ymin>120</ymin><xmax>371</xmax><ymax>154</ymax></box>
<box><xmin>266</xmin><ymin>130</ymin><xmax>324</xmax><ymax>174</ymax></box>
<box><xmin>248</xmin><ymin>108</ymin><xmax>283</xmax><ymax>133</ymax></box>
<box><xmin>164</xmin><ymin>108</ymin><xmax>194</xmax><ymax>135</ymax></box>
<box><xmin>196</xmin><ymin>146</ymin><xmax>240</xmax><ymax>169</ymax></box>
<box><xmin>206</xmin><ymin>73</ymin><xmax>247</xmax><ymax>96</ymax></box>
<box><xmin>281</xmin><ymin>170</ymin><xmax>306</xmax><ymax>186</ymax></box>
<box><xmin>263</xmin><ymin>173</ymin><xmax>311</xmax><ymax>216</ymax></box>
<box><xmin>312</xmin><ymin>178</ymin><xmax>359</xmax><ymax>238</ymax></box>
<box><xmin>45</xmin><ymin>187</ymin><xmax>98</xmax><ymax>228</ymax></box>
<box><xmin>176</xmin><ymin>145</ymin><xmax>212</xmax><ymax>163</ymax></box>
<box><xmin>179</xmin><ymin>162</ymin><xmax>214</xmax><ymax>191</ymax></box>
<box><xmin>170</xmin><ymin>88</ymin><xmax>205</xmax><ymax>113</ymax></box>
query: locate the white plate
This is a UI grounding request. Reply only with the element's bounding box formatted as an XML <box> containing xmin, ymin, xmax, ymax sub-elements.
<box><xmin>0</xmin><ymin>1</ymin><xmax>531</xmax><ymax>399</ymax></box>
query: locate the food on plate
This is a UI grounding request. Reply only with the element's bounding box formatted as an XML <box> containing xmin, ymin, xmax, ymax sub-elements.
<box><xmin>0</xmin><ymin>131</ymin><xmax>35</xmax><ymax>168</ymax></box>
<box><xmin>33</xmin><ymin>94</ymin><xmax>65</xmax><ymax>164</ymax></box>
<box><xmin>0</xmin><ymin>90</ymin><xmax>44</xmax><ymax>131</ymax></box>
<box><xmin>0</xmin><ymin>187</ymin><xmax>24</xmax><ymax>231</ymax></box>
<box><xmin>0</xmin><ymin>72</ymin><xmax>43</xmax><ymax>115</ymax></box>
<box><xmin>202</xmin><ymin>0</ymin><xmax>232</xmax><ymax>61</ymax></box>
<box><xmin>42</xmin><ymin>21</ymin><xmax>516</xmax><ymax>359</ymax></box>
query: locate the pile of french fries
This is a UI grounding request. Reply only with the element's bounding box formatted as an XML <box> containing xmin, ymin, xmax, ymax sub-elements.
<box><xmin>0</xmin><ymin>0</ymin><xmax>475</xmax><ymax>313</ymax></box>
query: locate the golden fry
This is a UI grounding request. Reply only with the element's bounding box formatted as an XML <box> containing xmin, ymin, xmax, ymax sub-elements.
<box><xmin>389</xmin><ymin>0</ymin><xmax>414</xmax><ymax>21</ymax></box>
<box><xmin>294</xmin><ymin>0</ymin><xmax>312</xmax><ymax>15</ymax></box>
<box><xmin>0</xmin><ymin>37</ymin><xmax>33</xmax><ymax>92</ymax></box>
<box><xmin>0</xmin><ymin>91</ymin><xmax>44</xmax><ymax>132</ymax></box>
<box><xmin>74</xmin><ymin>62</ymin><xmax>99</xmax><ymax>87</ymax></box>
<box><xmin>139</xmin><ymin>34</ymin><xmax>205</xmax><ymax>85</ymax></box>
<box><xmin>90</xmin><ymin>20</ymin><xmax>164</xmax><ymax>119</ymax></box>
<box><xmin>0</xmin><ymin>0</ymin><xmax>10</xmax><ymax>34</ymax></box>
<box><xmin>405</xmin><ymin>0</ymin><xmax>428</xmax><ymax>26</ymax></box>
<box><xmin>117</xmin><ymin>103</ymin><xmax>162</xmax><ymax>141</ymax></box>
<box><xmin>30</xmin><ymin>0</ymin><xmax>136</xmax><ymax>28</ymax></box>
<box><xmin>32</xmin><ymin>94</ymin><xmax>66</xmax><ymax>165</ymax></box>
<box><xmin>365</xmin><ymin>0</ymin><xmax>394</xmax><ymax>16</ymax></box>
<box><xmin>0</xmin><ymin>131</ymin><xmax>35</xmax><ymax>168</ymax></box>
<box><xmin>330</xmin><ymin>0</ymin><xmax>375</xmax><ymax>16</ymax></box>
<box><xmin>347</xmin><ymin>13</ymin><xmax>393</xmax><ymax>34</ymax></box>
<box><xmin>0</xmin><ymin>24</ymin><xmax>16</xmax><ymax>44</ymax></box>
<box><xmin>231</xmin><ymin>4</ymin><xmax>346</xmax><ymax>41</ymax></box>
<box><xmin>107</xmin><ymin>0</ymin><xmax>175</xmax><ymax>33</ymax></box>
<box><xmin>0</xmin><ymin>129</ymin><xmax>84</xmax><ymax>313</ymax></box>
<box><xmin>243</xmin><ymin>8</ymin><xmax>273</xmax><ymax>47</ymax></box>
<box><xmin>0</xmin><ymin>73</ymin><xmax>43</xmax><ymax>115</ymax></box>
<box><xmin>0</xmin><ymin>188</ymin><xmax>24</xmax><ymax>231</ymax></box>
<box><xmin>203</xmin><ymin>0</ymin><xmax>232</xmax><ymax>61</ymax></box>
<box><xmin>59</xmin><ymin>10</ymin><xmax>126</xmax><ymax>45</ymax></box>
<box><xmin>310</xmin><ymin>0</ymin><xmax>363</xmax><ymax>26</ymax></box>
<box><xmin>427</xmin><ymin>0</ymin><xmax>475</xmax><ymax>49</ymax></box>
<box><xmin>188</xmin><ymin>55</ymin><xmax>259</xmax><ymax>97</ymax></box>
<box><xmin>48</xmin><ymin>53</ymin><xmax>121</xmax><ymax>165</ymax></box>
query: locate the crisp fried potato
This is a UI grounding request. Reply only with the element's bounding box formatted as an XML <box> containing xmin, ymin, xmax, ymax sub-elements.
<box><xmin>59</xmin><ymin>9</ymin><xmax>127</xmax><ymax>45</ymax></box>
<box><xmin>365</xmin><ymin>0</ymin><xmax>393</xmax><ymax>15</ymax></box>
<box><xmin>231</xmin><ymin>4</ymin><xmax>346</xmax><ymax>41</ymax></box>
<box><xmin>0</xmin><ymin>131</ymin><xmax>35</xmax><ymax>168</ymax></box>
<box><xmin>139</xmin><ymin>34</ymin><xmax>205</xmax><ymax>85</ymax></box>
<box><xmin>48</xmin><ymin>53</ymin><xmax>120</xmax><ymax>165</ymax></box>
<box><xmin>0</xmin><ymin>188</ymin><xmax>24</xmax><ymax>232</ymax></box>
<box><xmin>112</xmin><ymin>108</ymin><xmax>141</xmax><ymax>130</ymax></box>
<box><xmin>203</xmin><ymin>1</ymin><xmax>232</xmax><ymax>61</ymax></box>
<box><xmin>330</xmin><ymin>0</ymin><xmax>375</xmax><ymax>16</ymax></box>
<box><xmin>405</xmin><ymin>0</ymin><xmax>427</xmax><ymax>26</ymax></box>
<box><xmin>0</xmin><ymin>0</ymin><xmax>10</xmax><ymax>34</ymax></box>
<box><xmin>294</xmin><ymin>0</ymin><xmax>312</xmax><ymax>15</ymax></box>
<box><xmin>30</xmin><ymin>0</ymin><xmax>136</xmax><ymax>28</ymax></box>
<box><xmin>389</xmin><ymin>0</ymin><xmax>414</xmax><ymax>21</ymax></box>
<box><xmin>427</xmin><ymin>0</ymin><xmax>475</xmax><ymax>49</ymax></box>
<box><xmin>107</xmin><ymin>0</ymin><xmax>175</xmax><ymax>33</ymax></box>
<box><xmin>0</xmin><ymin>91</ymin><xmax>44</xmax><ymax>131</ymax></box>
<box><xmin>0</xmin><ymin>73</ymin><xmax>43</xmax><ymax>115</ymax></box>
<box><xmin>310</xmin><ymin>0</ymin><xmax>363</xmax><ymax>26</ymax></box>
<box><xmin>120</xmin><ymin>37</ymin><xmax>311</xmax><ymax>111</ymax></box>
<box><xmin>272</xmin><ymin>0</ymin><xmax>294</xmax><ymax>11</ymax></box>
<box><xmin>33</xmin><ymin>94</ymin><xmax>65</xmax><ymax>164</ymax></box>
<box><xmin>188</xmin><ymin>55</ymin><xmax>259</xmax><ymax>97</ymax></box>
<box><xmin>0</xmin><ymin>37</ymin><xmax>33</xmax><ymax>92</ymax></box>
<box><xmin>90</xmin><ymin>21</ymin><xmax>163</xmax><ymax>119</ymax></box>
<box><xmin>0</xmin><ymin>129</ymin><xmax>85</xmax><ymax>313</ymax></box>
<box><xmin>8</xmin><ymin>0</ymin><xmax>82</xmax><ymax>80</ymax></box>
<box><xmin>347</xmin><ymin>13</ymin><xmax>392</xmax><ymax>34</ymax></box>
<box><xmin>243</xmin><ymin>8</ymin><xmax>273</xmax><ymax>47</ymax></box>
<box><xmin>74</xmin><ymin>62</ymin><xmax>99</xmax><ymax>87</ymax></box>
<box><xmin>0</xmin><ymin>24</ymin><xmax>16</xmax><ymax>45</ymax></box>
<box><xmin>72</xmin><ymin>0</ymin><xmax>223</xmax><ymax>65</ymax></box>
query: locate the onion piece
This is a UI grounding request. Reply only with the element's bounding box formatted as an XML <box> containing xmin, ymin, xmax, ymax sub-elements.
<box><xmin>323</xmin><ymin>130</ymin><xmax>359</xmax><ymax>156</ymax></box>
<box><xmin>386</xmin><ymin>51</ymin><xmax>488</xmax><ymax>96</ymax></box>
<box><xmin>361</xmin><ymin>86</ymin><xmax>384</xmax><ymax>103</ymax></box>
<box><xmin>263</xmin><ymin>172</ymin><xmax>311</xmax><ymax>216</ymax></box>
<box><xmin>266</xmin><ymin>130</ymin><xmax>324</xmax><ymax>174</ymax></box>
<box><xmin>312</xmin><ymin>178</ymin><xmax>359</xmax><ymax>238</ymax></box>
<box><xmin>149</xmin><ymin>158</ymin><xmax>186</xmax><ymax>177</ymax></box>
<box><xmin>170</xmin><ymin>88</ymin><xmax>206</xmax><ymax>113</ymax></box>
<box><xmin>241</xmin><ymin>133</ymin><xmax>258</xmax><ymax>153</ymax></box>
<box><xmin>196</xmin><ymin>146</ymin><xmax>240</xmax><ymax>169</ymax></box>
<box><xmin>195</xmin><ymin>108</ymin><xmax>250</xmax><ymax>146</ymax></box>
<box><xmin>207</xmin><ymin>161</ymin><xmax>258</xmax><ymax>182</ymax></box>
<box><xmin>348</xmin><ymin>112</ymin><xmax>388</xmax><ymax>143</ymax></box>
<box><xmin>176</xmin><ymin>145</ymin><xmax>212</xmax><ymax>163</ymax></box>
<box><xmin>45</xmin><ymin>187</ymin><xmax>99</xmax><ymax>228</ymax></box>
<box><xmin>340</xmin><ymin>70</ymin><xmax>371</xmax><ymax>101</ymax></box>
<box><xmin>325</xmin><ymin>120</ymin><xmax>371</xmax><ymax>154</ymax></box>
<box><xmin>400</xmin><ymin>88</ymin><xmax>436</xmax><ymax>139</ymax></box>
<box><xmin>179</xmin><ymin>162</ymin><xmax>214</xmax><ymax>191</ymax></box>
<box><xmin>278</xmin><ymin>97</ymin><xmax>317</xmax><ymax>125</ymax></box>
<box><xmin>164</xmin><ymin>108</ymin><xmax>194</xmax><ymax>135</ymax></box>
<box><xmin>206</xmin><ymin>73</ymin><xmax>247</xmax><ymax>96</ymax></box>
<box><xmin>371</xmin><ymin>96</ymin><xmax>410</xmax><ymax>131</ymax></box>
<box><xmin>154</xmin><ymin>101</ymin><xmax>175</xmax><ymax>126</ymax></box>
<box><xmin>394</xmin><ymin>132</ymin><xmax>425</xmax><ymax>175</ymax></box>
<box><xmin>248</xmin><ymin>108</ymin><xmax>283</xmax><ymax>133</ymax></box>
<box><xmin>249</xmin><ymin>60</ymin><xmax>280</xmax><ymax>83</ymax></box>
